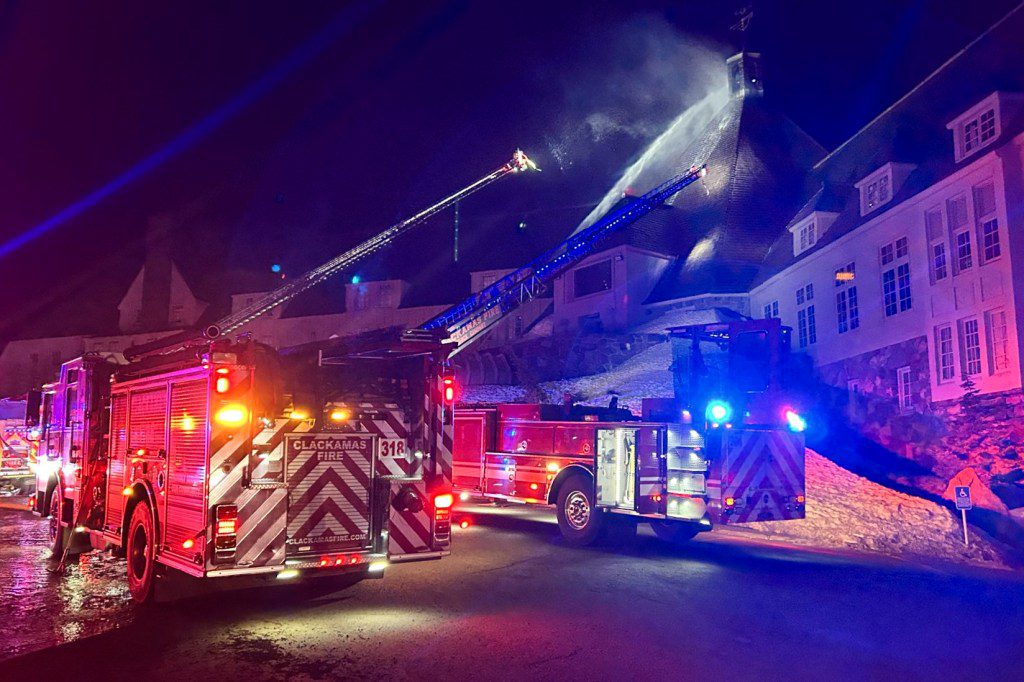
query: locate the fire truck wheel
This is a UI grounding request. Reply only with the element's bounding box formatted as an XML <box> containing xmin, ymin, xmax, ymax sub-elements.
<box><xmin>556</xmin><ymin>474</ymin><xmax>603</xmax><ymax>546</ymax></box>
<box><xmin>47</xmin><ymin>491</ymin><xmax>68</xmax><ymax>558</ymax></box>
<box><xmin>126</xmin><ymin>500</ymin><xmax>157</xmax><ymax>604</ymax></box>
<box><xmin>650</xmin><ymin>520</ymin><xmax>700</xmax><ymax>545</ymax></box>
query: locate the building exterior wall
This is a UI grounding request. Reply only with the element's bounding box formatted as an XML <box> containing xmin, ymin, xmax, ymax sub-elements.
<box><xmin>751</xmin><ymin>136</ymin><xmax>1023</xmax><ymax>406</ymax></box>
<box><xmin>552</xmin><ymin>245</ymin><xmax>671</xmax><ymax>333</ymax></box>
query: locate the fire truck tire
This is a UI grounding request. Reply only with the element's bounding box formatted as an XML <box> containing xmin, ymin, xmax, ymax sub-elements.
<box><xmin>126</xmin><ymin>500</ymin><xmax>158</xmax><ymax>604</ymax></box>
<box><xmin>47</xmin><ymin>490</ymin><xmax>68</xmax><ymax>558</ymax></box>
<box><xmin>650</xmin><ymin>520</ymin><xmax>700</xmax><ymax>545</ymax></box>
<box><xmin>556</xmin><ymin>474</ymin><xmax>603</xmax><ymax>546</ymax></box>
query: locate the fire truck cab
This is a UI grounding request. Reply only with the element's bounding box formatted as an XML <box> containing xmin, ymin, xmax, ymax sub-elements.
<box><xmin>453</xmin><ymin>319</ymin><xmax>807</xmax><ymax>545</ymax></box>
<box><xmin>32</xmin><ymin>337</ymin><xmax>454</xmax><ymax>603</ymax></box>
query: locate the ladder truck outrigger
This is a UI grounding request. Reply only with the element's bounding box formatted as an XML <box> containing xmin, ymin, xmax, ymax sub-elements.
<box><xmin>29</xmin><ymin>150</ymin><xmax>538</xmax><ymax>603</ymax></box>
<box><xmin>416</xmin><ymin>164</ymin><xmax>808</xmax><ymax>546</ymax></box>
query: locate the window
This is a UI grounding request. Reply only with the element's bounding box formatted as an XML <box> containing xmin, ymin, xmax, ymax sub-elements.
<box><xmin>897</xmin><ymin>366</ymin><xmax>913</xmax><ymax>410</ymax></box>
<box><xmin>949</xmin><ymin>95</ymin><xmax>1000</xmax><ymax>162</ymax></box>
<box><xmin>880</xmin><ymin>243</ymin><xmax>894</xmax><ymax>266</ymax></box>
<box><xmin>936</xmin><ymin>325</ymin><xmax>956</xmax><ymax>382</ymax></box>
<box><xmin>792</xmin><ymin>218</ymin><xmax>817</xmax><ymax>256</ymax></box>
<box><xmin>946</xmin><ymin>194</ymin><xmax>973</xmax><ymax>274</ymax></box>
<box><xmin>835</xmin><ymin>262</ymin><xmax>859</xmax><ymax>334</ymax></box>
<box><xmin>879</xmin><ymin>238</ymin><xmax>911</xmax><ymax>317</ymax></box>
<box><xmin>973</xmin><ymin>182</ymin><xmax>1000</xmax><ymax>263</ymax></box>
<box><xmin>959</xmin><ymin>318</ymin><xmax>982</xmax><ymax>376</ymax></box>
<box><xmin>925</xmin><ymin>208</ymin><xmax>947</xmax><ymax>283</ymax></box>
<box><xmin>573</xmin><ymin>259</ymin><xmax>613</xmax><ymax>299</ymax></box>
<box><xmin>981</xmin><ymin>220</ymin><xmax>1000</xmax><ymax>262</ymax></box>
<box><xmin>763</xmin><ymin>300</ymin><xmax>778</xmax><ymax>319</ymax></box>
<box><xmin>896</xmin><ymin>263</ymin><xmax>912</xmax><ymax>312</ymax></box>
<box><xmin>895</xmin><ymin>237</ymin><xmax>908</xmax><ymax>259</ymax></box>
<box><xmin>986</xmin><ymin>309</ymin><xmax>1009</xmax><ymax>373</ymax></box>
<box><xmin>796</xmin><ymin>283</ymin><xmax>816</xmax><ymax>348</ymax></box>
<box><xmin>882</xmin><ymin>270</ymin><xmax>897</xmax><ymax>317</ymax></box>
<box><xmin>931</xmin><ymin>243</ymin><xmax>948</xmax><ymax>281</ymax></box>
<box><xmin>859</xmin><ymin>167</ymin><xmax>894</xmax><ymax>215</ymax></box>
<box><xmin>955</xmin><ymin>231</ymin><xmax>973</xmax><ymax>271</ymax></box>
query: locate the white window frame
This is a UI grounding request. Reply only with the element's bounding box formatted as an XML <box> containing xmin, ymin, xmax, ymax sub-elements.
<box><xmin>947</xmin><ymin>93</ymin><xmax>1001</xmax><ymax>163</ymax></box>
<box><xmin>897</xmin><ymin>366</ymin><xmax>913</xmax><ymax>411</ymax></box>
<box><xmin>985</xmin><ymin>308</ymin><xmax>1010</xmax><ymax>374</ymax></box>
<box><xmin>925</xmin><ymin>207</ymin><xmax>947</xmax><ymax>284</ymax></box>
<box><xmin>790</xmin><ymin>217</ymin><xmax>817</xmax><ymax>256</ymax></box>
<box><xmin>855</xmin><ymin>164</ymin><xmax>895</xmax><ymax>216</ymax></box>
<box><xmin>935</xmin><ymin>324</ymin><xmax>956</xmax><ymax>383</ymax></box>
<box><xmin>959</xmin><ymin>317</ymin><xmax>983</xmax><ymax>377</ymax></box>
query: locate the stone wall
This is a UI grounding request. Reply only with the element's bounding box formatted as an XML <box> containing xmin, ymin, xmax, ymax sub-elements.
<box><xmin>813</xmin><ymin>335</ymin><xmax>1024</xmax><ymax>490</ymax></box>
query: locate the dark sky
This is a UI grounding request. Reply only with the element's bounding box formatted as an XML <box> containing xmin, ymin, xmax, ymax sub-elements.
<box><xmin>0</xmin><ymin>0</ymin><xmax>1018</xmax><ymax>343</ymax></box>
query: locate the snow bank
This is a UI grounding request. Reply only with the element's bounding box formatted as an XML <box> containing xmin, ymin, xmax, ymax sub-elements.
<box><xmin>462</xmin><ymin>342</ymin><xmax>674</xmax><ymax>412</ymax></box>
<box><xmin>744</xmin><ymin>450</ymin><xmax>1009</xmax><ymax>568</ymax></box>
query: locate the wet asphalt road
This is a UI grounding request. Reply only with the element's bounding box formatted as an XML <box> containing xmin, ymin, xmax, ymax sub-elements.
<box><xmin>3</xmin><ymin>499</ymin><xmax>1024</xmax><ymax>680</ymax></box>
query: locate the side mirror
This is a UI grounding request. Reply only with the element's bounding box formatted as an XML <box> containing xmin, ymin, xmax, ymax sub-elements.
<box><xmin>25</xmin><ymin>390</ymin><xmax>41</xmax><ymax>427</ymax></box>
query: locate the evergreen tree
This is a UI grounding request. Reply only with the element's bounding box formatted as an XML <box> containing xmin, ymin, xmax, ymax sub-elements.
<box><xmin>960</xmin><ymin>372</ymin><xmax>980</xmax><ymax>412</ymax></box>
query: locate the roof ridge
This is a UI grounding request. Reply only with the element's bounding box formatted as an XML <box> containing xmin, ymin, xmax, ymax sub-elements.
<box><xmin>813</xmin><ymin>1</ymin><xmax>1024</xmax><ymax>170</ymax></box>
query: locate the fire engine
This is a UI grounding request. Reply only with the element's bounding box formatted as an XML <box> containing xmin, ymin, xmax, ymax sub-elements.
<box><xmin>453</xmin><ymin>320</ymin><xmax>807</xmax><ymax>545</ymax></box>
<box><xmin>29</xmin><ymin>151</ymin><xmax>537</xmax><ymax>602</ymax></box>
<box><xmin>411</xmin><ymin>163</ymin><xmax>806</xmax><ymax>544</ymax></box>
<box><xmin>1</xmin><ymin>399</ymin><xmax>36</xmax><ymax>495</ymax></box>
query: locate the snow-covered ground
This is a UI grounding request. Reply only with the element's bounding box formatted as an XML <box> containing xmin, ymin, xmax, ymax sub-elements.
<box><xmin>745</xmin><ymin>450</ymin><xmax>1010</xmax><ymax>569</ymax></box>
<box><xmin>463</xmin><ymin>340</ymin><xmax>675</xmax><ymax>411</ymax></box>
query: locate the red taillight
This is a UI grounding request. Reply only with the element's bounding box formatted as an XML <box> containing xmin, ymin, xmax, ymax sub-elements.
<box><xmin>434</xmin><ymin>493</ymin><xmax>454</xmax><ymax>509</ymax></box>
<box><xmin>214</xmin><ymin>505</ymin><xmax>238</xmax><ymax>554</ymax></box>
<box><xmin>442</xmin><ymin>375</ymin><xmax>456</xmax><ymax>403</ymax></box>
<box><xmin>215</xmin><ymin>376</ymin><xmax>231</xmax><ymax>394</ymax></box>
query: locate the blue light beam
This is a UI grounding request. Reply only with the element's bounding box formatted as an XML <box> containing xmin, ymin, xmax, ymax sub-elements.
<box><xmin>0</xmin><ymin>1</ymin><xmax>381</xmax><ymax>260</ymax></box>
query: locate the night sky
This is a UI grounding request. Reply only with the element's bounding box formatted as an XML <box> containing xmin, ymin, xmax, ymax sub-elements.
<box><xmin>0</xmin><ymin>0</ymin><xmax>1018</xmax><ymax>344</ymax></box>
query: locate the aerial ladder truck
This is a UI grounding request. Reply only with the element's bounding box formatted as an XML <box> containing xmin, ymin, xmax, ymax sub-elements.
<box><xmin>29</xmin><ymin>150</ymin><xmax>537</xmax><ymax>603</ymax></box>
<box><xmin>418</xmin><ymin>164</ymin><xmax>808</xmax><ymax>546</ymax></box>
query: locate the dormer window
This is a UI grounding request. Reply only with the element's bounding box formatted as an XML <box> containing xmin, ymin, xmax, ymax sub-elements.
<box><xmin>790</xmin><ymin>217</ymin><xmax>817</xmax><ymax>256</ymax></box>
<box><xmin>947</xmin><ymin>93</ymin><xmax>1001</xmax><ymax>162</ymax></box>
<box><xmin>855</xmin><ymin>165</ymin><xmax>894</xmax><ymax>216</ymax></box>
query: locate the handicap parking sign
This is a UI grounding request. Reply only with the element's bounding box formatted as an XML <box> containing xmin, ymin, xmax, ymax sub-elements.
<box><xmin>954</xmin><ymin>485</ymin><xmax>972</xmax><ymax>510</ymax></box>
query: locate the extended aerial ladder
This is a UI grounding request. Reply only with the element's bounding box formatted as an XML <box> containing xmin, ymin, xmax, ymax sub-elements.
<box><xmin>414</xmin><ymin>164</ymin><xmax>707</xmax><ymax>356</ymax></box>
<box><xmin>124</xmin><ymin>150</ymin><xmax>538</xmax><ymax>360</ymax></box>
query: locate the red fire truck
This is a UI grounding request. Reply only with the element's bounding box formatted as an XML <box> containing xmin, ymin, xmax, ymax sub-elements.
<box><xmin>29</xmin><ymin>152</ymin><xmax>536</xmax><ymax>602</ymax></box>
<box><xmin>32</xmin><ymin>337</ymin><xmax>456</xmax><ymax>602</ymax></box>
<box><xmin>452</xmin><ymin>320</ymin><xmax>807</xmax><ymax>545</ymax></box>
